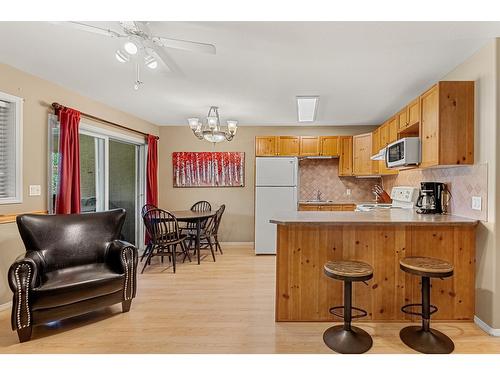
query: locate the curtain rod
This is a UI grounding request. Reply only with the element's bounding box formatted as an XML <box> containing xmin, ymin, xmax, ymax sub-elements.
<box><xmin>51</xmin><ymin>102</ymin><xmax>159</xmax><ymax>140</ymax></box>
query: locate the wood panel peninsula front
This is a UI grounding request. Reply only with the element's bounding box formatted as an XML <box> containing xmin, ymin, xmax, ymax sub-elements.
<box><xmin>270</xmin><ymin>210</ymin><xmax>478</xmax><ymax>322</ymax></box>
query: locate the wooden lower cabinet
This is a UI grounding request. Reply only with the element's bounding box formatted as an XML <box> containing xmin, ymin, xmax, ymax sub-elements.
<box><xmin>298</xmin><ymin>204</ymin><xmax>356</xmax><ymax>212</ymax></box>
<box><xmin>276</xmin><ymin>223</ymin><xmax>476</xmax><ymax>322</ymax></box>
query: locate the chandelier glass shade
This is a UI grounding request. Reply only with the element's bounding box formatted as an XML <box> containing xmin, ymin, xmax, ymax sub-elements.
<box><xmin>188</xmin><ymin>106</ymin><xmax>238</xmax><ymax>143</ymax></box>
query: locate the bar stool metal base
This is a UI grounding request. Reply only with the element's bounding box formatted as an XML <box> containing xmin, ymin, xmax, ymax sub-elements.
<box><xmin>323</xmin><ymin>325</ymin><xmax>373</xmax><ymax>354</ymax></box>
<box><xmin>399</xmin><ymin>326</ymin><xmax>454</xmax><ymax>354</ymax></box>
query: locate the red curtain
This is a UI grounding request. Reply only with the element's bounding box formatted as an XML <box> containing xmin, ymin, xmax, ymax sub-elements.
<box><xmin>145</xmin><ymin>135</ymin><xmax>158</xmax><ymax>243</ymax></box>
<box><xmin>55</xmin><ymin>108</ymin><xmax>81</xmax><ymax>214</ymax></box>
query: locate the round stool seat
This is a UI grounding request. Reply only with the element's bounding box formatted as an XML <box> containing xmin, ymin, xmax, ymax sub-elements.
<box><xmin>400</xmin><ymin>256</ymin><xmax>453</xmax><ymax>278</ymax></box>
<box><xmin>324</xmin><ymin>260</ymin><xmax>373</xmax><ymax>282</ymax></box>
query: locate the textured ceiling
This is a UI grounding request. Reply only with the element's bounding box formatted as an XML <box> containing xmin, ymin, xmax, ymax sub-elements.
<box><xmin>0</xmin><ymin>21</ymin><xmax>499</xmax><ymax>126</ymax></box>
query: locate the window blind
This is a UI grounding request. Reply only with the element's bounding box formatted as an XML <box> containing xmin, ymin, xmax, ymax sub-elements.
<box><xmin>0</xmin><ymin>99</ymin><xmax>17</xmax><ymax>200</ymax></box>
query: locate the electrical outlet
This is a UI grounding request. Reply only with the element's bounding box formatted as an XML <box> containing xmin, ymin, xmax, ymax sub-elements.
<box><xmin>346</xmin><ymin>189</ymin><xmax>352</xmax><ymax>196</ymax></box>
<box><xmin>471</xmin><ymin>196</ymin><xmax>482</xmax><ymax>211</ymax></box>
<box><xmin>29</xmin><ymin>185</ymin><xmax>41</xmax><ymax>196</ymax></box>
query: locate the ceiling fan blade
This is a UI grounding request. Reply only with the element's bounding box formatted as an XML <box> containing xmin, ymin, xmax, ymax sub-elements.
<box><xmin>53</xmin><ymin>21</ymin><xmax>125</xmax><ymax>38</ymax></box>
<box><xmin>145</xmin><ymin>40</ymin><xmax>183</xmax><ymax>76</ymax></box>
<box><xmin>133</xmin><ymin>21</ymin><xmax>152</xmax><ymax>37</ymax></box>
<box><xmin>153</xmin><ymin>36</ymin><xmax>216</xmax><ymax>55</ymax></box>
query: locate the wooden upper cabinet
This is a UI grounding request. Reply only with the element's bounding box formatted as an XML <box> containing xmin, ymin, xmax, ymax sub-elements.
<box><xmin>320</xmin><ymin>136</ymin><xmax>339</xmax><ymax>156</ymax></box>
<box><xmin>338</xmin><ymin>136</ymin><xmax>353</xmax><ymax>176</ymax></box>
<box><xmin>420</xmin><ymin>85</ymin><xmax>439</xmax><ymax>168</ymax></box>
<box><xmin>371</xmin><ymin>128</ymin><xmax>380</xmax><ymax>175</ymax></box>
<box><xmin>398</xmin><ymin>108</ymin><xmax>408</xmax><ymax>131</ymax></box>
<box><xmin>407</xmin><ymin>98</ymin><xmax>420</xmax><ymax>127</ymax></box>
<box><xmin>255</xmin><ymin>136</ymin><xmax>277</xmax><ymax>156</ymax></box>
<box><xmin>419</xmin><ymin>81</ymin><xmax>474</xmax><ymax>168</ymax></box>
<box><xmin>278</xmin><ymin>136</ymin><xmax>300</xmax><ymax>156</ymax></box>
<box><xmin>388</xmin><ymin>117</ymin><xmax>398</xmax><ymax>144</ymax></box>
<box><xmin>299</xmin><ymin>136</ymin><xmax>320</xmax><ymax>156</ymax></box>
<box><xmin>379</xmin><ymin>122</ymin><xmax>389</xmax><ymax>147</ymax></box>
<box><xmin>352</xmin><ymin>133</ymin><xmax>373</xmax><ymax>176</ymax></box>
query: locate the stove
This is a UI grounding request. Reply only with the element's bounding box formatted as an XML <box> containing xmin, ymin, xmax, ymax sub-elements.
<box><xmin>355</xmin><ymin>186</ymin><xmax>419</xmax><ymax>212</ymax></box>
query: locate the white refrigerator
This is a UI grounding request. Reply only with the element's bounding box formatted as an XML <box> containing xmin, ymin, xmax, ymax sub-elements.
<box><xmin>254</xmin><ymin>157</ymin><xmax>298</xmax><ymax>254</ymax></box>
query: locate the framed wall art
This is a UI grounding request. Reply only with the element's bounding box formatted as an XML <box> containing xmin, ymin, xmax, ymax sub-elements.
<box><xmin>172</xmin><ymin>152</ymin><xmax>245</xmax><ymax>187</ymax></box>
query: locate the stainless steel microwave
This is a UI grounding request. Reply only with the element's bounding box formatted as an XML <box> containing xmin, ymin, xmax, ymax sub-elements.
<box><xmin>386</xmin><ymin>137</ymin><xmax>421</xmax><ymax>168</ymax></box>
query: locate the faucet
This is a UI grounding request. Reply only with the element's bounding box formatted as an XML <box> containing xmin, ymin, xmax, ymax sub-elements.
<box><xmin>316</xmin><ymin>189</ymin><xmax>323</xmax><ymax>202</ymax></box>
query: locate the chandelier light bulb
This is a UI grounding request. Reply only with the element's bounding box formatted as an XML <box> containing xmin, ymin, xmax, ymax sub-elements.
<box><xmin>227</xmin><ymin>120</ymin><xmax>238</xmax><ymax>135</ymax></box>
<box><xmin>124</xmin><ymin>41</ymin><xmax>138</xmax><ymax>55</ymax></box>
<box><xmin>188</xmin><ymin>118</ymin><xmax>200</xmax><ymax>130</ymax></box>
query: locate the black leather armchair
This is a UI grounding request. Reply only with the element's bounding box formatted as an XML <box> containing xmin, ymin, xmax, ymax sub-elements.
<box><xmin>8</xmin><ymin>209</ymin><xmax>138</xmax><ymax>342</ymax></box>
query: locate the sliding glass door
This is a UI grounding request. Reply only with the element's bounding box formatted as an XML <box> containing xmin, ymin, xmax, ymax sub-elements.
<box><xmin>48</xmin><ymin>115</ymin><xmax>146</xmax><ymax>246</ymax></box>
<box><xmin>109</xmin><ymin>139</ymin><xmax>140</xmax><ymax>244</ymax></box>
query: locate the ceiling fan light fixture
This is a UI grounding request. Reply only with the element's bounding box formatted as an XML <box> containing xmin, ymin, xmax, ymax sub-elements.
<box><xmin>115</xmin><ymin>49</ymin><xmax>129</xmax><ymax>63</ymax></box>
<box><xmin>144</xmin><ymin>55</ymin><xmax>158</xmax><ymax>69</ymax></box>
<box><xmin>124</xmin><ymin>41</ymin><xmax>138</xmax><ymax>55</ymax></box>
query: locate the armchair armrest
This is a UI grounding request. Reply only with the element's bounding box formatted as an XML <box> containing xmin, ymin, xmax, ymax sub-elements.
<box><xmin>106</xmin><ymin>240</ymin><xmax>138</xmax><ymax>301</ymax></box>
<box><xmin>7</xmin><ymin>253</ymin><xmax>41</xmax><ymax>331</ymax></box>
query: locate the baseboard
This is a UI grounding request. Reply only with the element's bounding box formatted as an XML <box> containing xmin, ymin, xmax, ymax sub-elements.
<box><xmin>0</xmin><ymin>301</ymin><xmax>12</xmax><ymax>312</ymax></box>
<box><xmin>474</xmin><ymin>315</ymin><xmax>500</xmax><ymax>336</ymax></box>
<box><xmin>220</xmin><ymin>242</ymin><xmax>254</xmax><ymax>246</ymax></box>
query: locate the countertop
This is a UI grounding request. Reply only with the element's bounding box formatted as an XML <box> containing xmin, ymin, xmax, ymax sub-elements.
<box><xmin>270</xmin><ymin>209</ymin><xmax>478</xmax><ymax>226</ymax></box>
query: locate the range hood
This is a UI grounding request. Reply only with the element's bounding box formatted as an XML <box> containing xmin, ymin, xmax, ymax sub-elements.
<box><xmin>370</xmin><ymin>147</ymin><xmax>386</xmax><ymax>161</ymax></box>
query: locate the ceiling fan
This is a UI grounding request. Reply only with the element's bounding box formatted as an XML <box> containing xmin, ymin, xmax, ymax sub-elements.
<box><xmin>57</xmin><ymin>21</ymin><xmax>216</xmax><ymax>89</ymax></box>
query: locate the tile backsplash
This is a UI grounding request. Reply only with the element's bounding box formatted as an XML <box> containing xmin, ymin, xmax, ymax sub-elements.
<box><xmin>382</xmin><ymin>163</ymin><xmax>488</xmax><ymax>221</ymax></box>
<box><xmin>299</xmin><ymin>158</ymin><xmax>380</xmax><ymax>203</ymax></box>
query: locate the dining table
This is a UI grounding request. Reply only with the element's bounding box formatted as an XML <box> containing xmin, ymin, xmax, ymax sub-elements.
<box><xmin>170</xmin><ymin>210</ymin><xmax>217</xmax><ymax>265</ymax></box>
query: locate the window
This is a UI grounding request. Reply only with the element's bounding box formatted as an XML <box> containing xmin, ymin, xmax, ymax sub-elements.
<box><xmin>0</xmin><ymin>92</ymin><xmax>22</xmax><ymax>204</ymax></box>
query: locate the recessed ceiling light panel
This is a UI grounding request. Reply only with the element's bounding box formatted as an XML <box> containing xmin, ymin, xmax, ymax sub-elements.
<box><xmin>296</xmin><ymin>96</ymin><xmax>319</xmax><ymax>122</ymax></box>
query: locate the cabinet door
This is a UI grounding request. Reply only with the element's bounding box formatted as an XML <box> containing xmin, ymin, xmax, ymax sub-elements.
<box><xmin>341</xmin><ymin>204</ymin><xmax>356</xmax><ymax>211</ymax></box>
<box><xmin>353</xmin><ymin>133</ymin><xmax>373</xmax><ymax>176</ymax></box>
<box><xmin>320</xmin><ymin>136</ymin><xmax>339</xmax><ymax>156</ymax></box>
<box><xmin>320</xmin><ymin>205</ymin><xmax>342</xmax><ymax>211</ymax></box>
<box><xmin>420</xmin><ymin>85</ymin><xmax>439</xmax><ymax>168</ymax></box>
<box><xmin>255</xmin><ymin>136</ymin><xmax>277</xmax><ymax>156</ymax></box>
<box><xmin>338</xmin><ymin>136</ymin><xmax>353</xmax><ymax>176</ymax></box>
<box><xmin>388</xmin><ymin>117</ymin><xmax>398</xmax><ymax>144</ymax></box>
<box><xmin>408</xmin><ymin>98</ymin><xmax>420</xmax><ymax>127</ymax></box>
<box><xmin>299</xmin><ymin>136</ymin><xmax>320</xmax><ymax>156</ymax></box>
<box><xmin>380</xmin><ymin>122</ymin><xmax>389</xmax><ymax>147</ymax></box>
<box><xmin>398</xmin><ymin>108</ymin><xmax>409</xmax><ymax>131</ymax></box>
<box><xmin>298</xmin><ymin>204</ymin><xmax>320</xmax><ymax>211</ymax></box>
<box><xmin>371</xmin><ymin>128</ymin><xmax>380</xmax><ymax>175</ymax></box>
<box><xmin>278</xmin><ymin>136</ymin><xmax>300</xmax><ymax>156</ymax></box>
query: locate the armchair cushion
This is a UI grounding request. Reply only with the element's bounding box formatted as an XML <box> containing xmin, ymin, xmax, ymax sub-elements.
<box><xmin>31</xmin><ymin>263</ymin><xmax>124</xmax><ymax>310</ymax></box>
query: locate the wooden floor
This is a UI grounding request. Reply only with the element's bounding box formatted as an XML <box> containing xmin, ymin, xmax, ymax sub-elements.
<box><xmin>0</xmin><ymin>245</ymin><xmax>499</xmax><ymax>354</ymax></box>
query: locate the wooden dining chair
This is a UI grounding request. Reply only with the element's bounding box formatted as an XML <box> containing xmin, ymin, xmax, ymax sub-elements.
<box><xmin>186</xmin><ymin>204</ymin><xmax>226</xmax><ymax>261</ymax></box>
<box><xmin>140</xmin><ymin>203</ymin><xmax>158</xmax><ymax>262</ymax></box>
<box><xmin>181</xmin><ymin>200</ymin><xmax>212</xmax><ymax>234</ymax></box>
<box><xmin>212</xmin><ymin>204</ymin><xmax>225</xmax><ymax>254</ymax></box>
<box><xmin>142</xmin><ymin>209</ymin><xmax>191</xmax><ymax>273</ymax></box>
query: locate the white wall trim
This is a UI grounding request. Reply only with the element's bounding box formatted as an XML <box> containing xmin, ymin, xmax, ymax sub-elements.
<box><xmin>0</xmin><ymin>301</ymin><xmax>12</xmax><ymax>312</ymax></box>
<box><xmin>220</xmin><ymin>242</ymin><xmax>254</xmax><ymax>247</ymax></box>
<box><xmin>474</xmin><ymin>315</ymin><xmax>500</xmax><ymax>336</ymax></box>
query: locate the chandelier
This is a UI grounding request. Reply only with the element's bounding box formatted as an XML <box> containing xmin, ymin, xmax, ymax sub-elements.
<box><xmin>188</xmin><ymin>106</ymin><xmax>238</xmax><ymax>143</ymax></box>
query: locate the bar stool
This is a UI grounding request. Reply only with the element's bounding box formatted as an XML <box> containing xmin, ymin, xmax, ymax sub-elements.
<box><xmin>399</xmin><ymin>256</ymin><xmax>454</xmax><ymax>354</ymax></box>
<box><xmin>323</xmin><ymin>260</ymin><xmax>374</xmax><ymax>354</ymax></box>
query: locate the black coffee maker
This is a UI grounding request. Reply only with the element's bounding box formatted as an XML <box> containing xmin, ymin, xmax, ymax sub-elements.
<box><xmin>416</xmin><ymin>182</ymin><xmax>446</xmax><ymax>214</ymax></box>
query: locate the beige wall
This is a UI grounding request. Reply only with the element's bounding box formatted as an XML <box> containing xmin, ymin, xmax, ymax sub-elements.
<box><xmin>158</xmin><ymin>125</ymin><xmax>376</xmax><ymax>243</ymax></box>
<box><xmin>441</xmin><ymin>39</ymin><xmax>499</xmax><ymax>328</ymax></box>
<box><xmin>0</xmin><ymin>63</ymin><xmax>159</xmax><ymax>305</ymax></box>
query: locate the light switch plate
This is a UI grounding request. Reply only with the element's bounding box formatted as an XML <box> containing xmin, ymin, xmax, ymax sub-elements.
<box><xmin>472</xmin><ymin>196</ymin><xmax>482</xmax><ymax>211</ymax></box>
<box><xmin>346</xmin><ymin>189</ymin><xmax>352</xmax><ymax>196</ymax></box>
<box><xmin>29</xmin><ymin>185</ymin><xmax>41</xmax><ymax>196</ymax></box>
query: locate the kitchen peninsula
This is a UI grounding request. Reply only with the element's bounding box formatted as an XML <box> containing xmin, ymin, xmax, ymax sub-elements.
<box><xmin>271</xmin><ymin>210</ymin><xmax>477</xmax><ymax>322</ymax></box>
